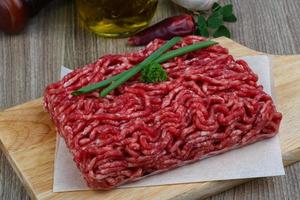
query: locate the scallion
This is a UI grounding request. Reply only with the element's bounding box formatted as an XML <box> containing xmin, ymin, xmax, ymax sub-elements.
<box><xmin>72</xmin><ymin>38</ymin><xmax>218</xmax><ymax>97</ymax></box>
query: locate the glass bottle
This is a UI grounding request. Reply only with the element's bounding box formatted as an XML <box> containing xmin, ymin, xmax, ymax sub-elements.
<box><xmin>75</xmin><ymin>0</ymin><xmax>158</xmax><ymax>38</ymax></box>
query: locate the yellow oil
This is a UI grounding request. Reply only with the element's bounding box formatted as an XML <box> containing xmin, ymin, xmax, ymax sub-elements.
<box><xmin>75</xmin><ymin>0</ymin><xmax>158</xmax><ymax>38</ymax></box>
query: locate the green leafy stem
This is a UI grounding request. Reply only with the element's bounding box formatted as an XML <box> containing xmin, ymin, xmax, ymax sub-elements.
<box><xmin>196</xmin><ymin>3</ymin><xmax>237</xmax><ymax>38</ymax></box>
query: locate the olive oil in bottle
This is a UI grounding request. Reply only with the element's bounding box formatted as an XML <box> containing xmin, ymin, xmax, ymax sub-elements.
<box><xmin>75</xmin><ymin>0</ymin><xmax>158</xmax><ymax>37</ymax></box>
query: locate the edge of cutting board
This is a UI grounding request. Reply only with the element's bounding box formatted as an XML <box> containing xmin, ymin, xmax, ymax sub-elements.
<box><xmin>1</xmin><ymin>37</ymin><xmax>300</xmax><ymax>200</ymax></box>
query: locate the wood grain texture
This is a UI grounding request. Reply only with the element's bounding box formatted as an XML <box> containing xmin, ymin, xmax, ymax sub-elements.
<box><xmin>0</xmin><ymin>0</ymin><xmax>300</xmax><ymax>200</ymax></box>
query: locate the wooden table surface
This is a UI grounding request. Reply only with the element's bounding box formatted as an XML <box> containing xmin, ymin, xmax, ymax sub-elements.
<box><xmin>0</xmin><ymin>0</ymin><xmax>300</xmax><ymax>199</ymax></box>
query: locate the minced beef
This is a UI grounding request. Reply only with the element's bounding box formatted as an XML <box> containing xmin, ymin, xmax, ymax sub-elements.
<box><xmin>44</xmin><ymin>36</ymin><xmax>282</xmax><ymax>189</ymax></box>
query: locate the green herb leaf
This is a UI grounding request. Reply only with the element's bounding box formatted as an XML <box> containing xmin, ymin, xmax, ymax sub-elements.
<box><xmin>223</xmin><ymin>14</ymin><xmax>237</xmax><ymax>22</ymax></box>
<box><xmin>222</xmin><ymin>4</ymin><xmax>233</xmax><ymax>17</ymax></box>
<box><xmin>197</xmin><ymin>15</ymin><xmax>207</xmax><ymax>30</ymax></box>
<box><xmin>140</xmin><ymin>63</ymin><xmax>167</xmax><ymax>83</ymax></box>
<box><xmin>207</xmin><ymin>12</ymin><xmax>223</xmax><ymax>29</ymax></box>
<box><xmin>196</xmin><ymin>15</ymin><xmax>209</xmax><ymax>37</ymax></box>
<box><xmin>200</xmin><ymin>28</ymin><xmax>209</xmax><ymax>37</ymax></box>
<box><xmin>213</xmin><ymin>25</ymin><xmax>231</xmax><ymax>38</ymax></box>
<box><xmin>212</xmin><ymin>2</ymin><xmax>221</xmax><ymax>13</ymax></box>
<box><xmin>196</xmin><ymin>28</ymin><xmax>209</xmax><ymax>38</ymax></box>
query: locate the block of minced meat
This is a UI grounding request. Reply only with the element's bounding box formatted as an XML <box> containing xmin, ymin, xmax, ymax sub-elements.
<box><xmin>44</xmin><ymin>36</ymin><xmax>282</xmax><ymax>189</ymax></box>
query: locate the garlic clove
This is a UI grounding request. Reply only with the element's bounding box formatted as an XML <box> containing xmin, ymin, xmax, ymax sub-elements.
<box><xmin>171</xmin><ymin>0</ymin><xmax>219</xmax><ymax>11</ymax></box>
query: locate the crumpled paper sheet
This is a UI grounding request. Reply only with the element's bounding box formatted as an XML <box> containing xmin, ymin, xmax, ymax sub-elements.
<box><xmin>53</xmin><ymin>55</ymin><xmax>284</xmax><ymax>192</ymax></box>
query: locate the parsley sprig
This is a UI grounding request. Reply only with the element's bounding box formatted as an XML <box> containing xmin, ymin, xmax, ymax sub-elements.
<box><xmin>140</xmin><ymin>63</ymin><xmax>167</xmax><ymax>83</ymax></box>
<box><xmin>196</xmin><ymin>3</ymin><xmax>237</xmax><ymax>38</ymax></box>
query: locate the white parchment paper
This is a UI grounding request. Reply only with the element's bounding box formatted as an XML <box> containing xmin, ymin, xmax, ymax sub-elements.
<box><xmin>53</xmin><ymin>55</ymin><xmax>284</xmax><ymax>192</ymax></box>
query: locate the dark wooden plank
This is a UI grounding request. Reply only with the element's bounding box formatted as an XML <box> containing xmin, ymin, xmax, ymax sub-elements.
<box><xmin>0</xmin><ymin>0</ymin><xmax>300</xmax><ymax>200</ymax></box>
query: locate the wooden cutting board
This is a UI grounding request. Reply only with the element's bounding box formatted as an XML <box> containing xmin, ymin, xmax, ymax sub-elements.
<box><xmin>0</xmin><ymin>37</ymin><xmax>300</xmax><ymax>200</ymax></box>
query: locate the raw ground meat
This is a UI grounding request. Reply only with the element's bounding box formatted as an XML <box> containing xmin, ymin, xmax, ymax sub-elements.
<box><xmin>44</xmin><ymin>36</ymin><xmax>282</xmax><ymax>189</ymax></box>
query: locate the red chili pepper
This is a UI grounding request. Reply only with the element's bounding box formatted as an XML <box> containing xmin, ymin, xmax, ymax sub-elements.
<box><xmin>128</xmin><ymin>14</ymin><xmax>196</xmax><ymax>46</ymax></box>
